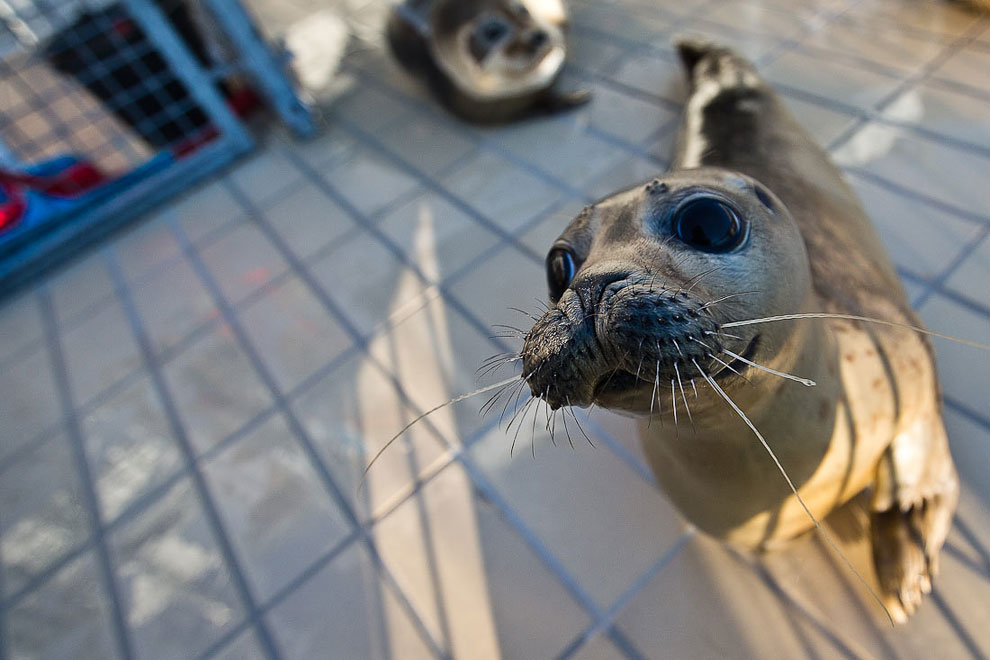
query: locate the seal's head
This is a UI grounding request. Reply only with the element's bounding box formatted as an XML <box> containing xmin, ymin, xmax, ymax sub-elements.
<box><xmin>521</xmin><ymin>169</ymin><xmax>814</xmax><ymax>414</ymax></box>
<box><xmin>388</xmin><ymin>0</ymin><xmax>589</xmax><ymax>122</ymax></box>
<box><xmin>432</xmin><ymin>0</ymin><xmax>567</xmax><ymax>100</ymax></box>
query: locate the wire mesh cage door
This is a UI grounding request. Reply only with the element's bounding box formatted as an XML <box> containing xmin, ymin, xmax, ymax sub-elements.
<box><xmin>0</xmin><ymin>0</ymin><xmax>307</xmax><ymax>295</ymax></box>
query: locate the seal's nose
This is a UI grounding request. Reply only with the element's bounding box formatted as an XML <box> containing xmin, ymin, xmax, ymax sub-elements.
<box><xmin>571</xmin><ymin>270</ymin><xmax>631</xmax><ymax>315</ymax></box>
<box><xmin>528</xmin><ymin>29</ymin><xmax>548</xmax><ymax>52</ymax></box>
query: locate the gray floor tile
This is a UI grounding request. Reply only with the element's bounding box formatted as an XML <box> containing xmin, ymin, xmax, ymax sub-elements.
<box><xmin>576</xmin><ymin>81</ymin><xmax>677</xmax><ymax>145</ymax></box>
<box><xmin>227</xmin><ymin>150</ymin><xmax>307</xmax><ymax>209</ymax></box>
<box><xmin>931</xmin><ymin>45</ymin><xmax>990</xmax><ymax>93</ymax></box>
<box><xmin>167</xmin><ymin>182</ymin><xmax>245</xmax><ymax>245</ymax></box>
<box><xmin>376</xmin><ymin>192</ymin><xmax>502</xmax><ymax>284</ymax></box>
<box><xmin>263</xmin><ymin>180</ymin><xmax>356</xmax><ymax>262</ymax></box>
<box><xmin>847</xmin><ymin>173</ymin><xmax>983</xmax><ymax>280</ymax></box>
<box><xmin>468</xmin><ymin>423</ymin><xmax>685</xmax><ymax>610</ymax></box>
<box><xmin>48</xmin><ymin>254</ymin><xmax>114</xmax><ymax>326</ymax></box>
<box><xmin>266</xmin><ymin>541</ymin><xmax>438</xmax><ymax>660</ymax></box>
<box><xmin>60</xmin><ymin>298</ymin><xmax>142</xmax><ymax>408</ymax></box>
<box><xmin>0</xmin><ymin>291</ymin><xmax>42</xmax><ymax>366</ymax></box>
<box><xmin>328</xmin><ymin>84</ymin><xmax>415</xmax><ymax>134</ymax></box>
<box><xmin>377</xmin><ymin>114</ymin><xmax>477</xmax><ymax>177</ymax></box>
<box><xmin>492</xmin><ymin>115</ymin><xmax>630</xmax><ymax>189</ymax></box>
<box><xmin>833</xmin><ymin>123</ymin><xmax>990</xmax><ymax>216</ymax></box>
<box><xmin>113</xmin><ymin>215</ymin><xmax>183</xmax><ymax>284</ymax></box>
<box><xmin>161</xmin><ymin>325</ymin><xmax>274</xmax><ymax>455</ymax></box>
<box><xmin>917</xmin><ymin>294</ymin><xmax>990</xmax><ymax>417</ymax></box>
<box><xmin>780</xmin><ymin>94</ymin><xmax>860</xmax><ymax>148</ymax></box>
<box><xmin>321</xmin><ymin>147</ymin><xmax>422</xmax><ymax>218</ymax></box>
<box><xmin>572</xmin><ymin>4</ymin><xmax>675</xmax><ymax>45</ymax></box>
<box><xmin>289</xmin><ymin>122</ymin><xmax>361</xmax><ymax>172</ymax></box>
<box><xmin>763</xmin><ymin>50</ymin><xmax>905</xmax><ymax>112</ymax></box>
<box><xmin>801</xmin><ymin>15</ymin><xmax>945</xmax><ymax>74</ymax></box>
<box><xmin>945</xmin><ymin>234</ymin><xmax>990</xmax><ymax>310</ymax></box>
<box><xmin>308</xmin><ymin>229</ymin><xmax>426</xmax><ymax>337</ymax></box>
<box><xmin>0</xmin><ymin>345</ymin><xmax>61</xmax><ymax>461</ymax></box>
<box><xmin>0</xmin><ymin>434</ymin><xmax>89</xmax><ymax>598</ymax></box>
<box><xmin>569</xmin><ymin>635</ymin><xmax>628</xmax><ymax>660</ymax></box>
<box><xmin>110</xmin><ymin>478</ymin><xmax>245</xmax><ymax>660</ymax></box>
<box><xmin>845</xmin><ymin>0</ymin><xmax>981</xmax><ymax>38</ymax></box>
<box><xmin>210</xmin><ymin>628</ymin><xmax>268</xmax><ymax>660</ymax></box>
<box><xmin>610</xmin><ymin>51</ymin><xmax>685</xmax><ymax>104</ymax></box>
<box><xmin>439</xmin><ymin>151</ymin><xmax>565</xmax><ymax>234</ymax></box>
<box><xmin>80</xmin><ymin>376</ymin><xmax>183</xmax><ymax>523</ymax></box>
<box><xmin>703</xmin><ymin>0</ymin><xmax>821</xmax><ymax>41</ymax></box>
<box><xmin>882</xmin><ymin>80</ymin><xmax>990</xmax><ymax>151</ymax></box>
<box><xmin>5</xmin><ymin>552</ymin><xmax>120</xmax><ymax>660</ymax></box>
<box><xmin>202</xmin><ymin>413</ymin><xmax>352</xmax><ymax>602</ymax></box>
<box><xmin>374</xmin><ymin>463</ymin><xmax>592</xmax><ymax>660</ymax></box>
<box><xmin>197</xmin><ymin>222</ymin><xmax>289</xmax><ymax>306</ymax></box>
<box><xmin>568</xmin><ymin>33</ymin><xmax>628</xmax><ymax>76</ymax></box>
<box><xmin>238</xmin><ymin>275</ymin><xmax>351</xmax><ymax>394</ymax></box>
<box><xmin>131</xmin><ymin>256</ymin><xmax>218</xmax><ymax>357</ymax></box>
<box><xmin>583</xmin><ymin>152</ymin><xmax>666</xmax><ymax>201</ymax></box>
<box><xmin>290</xmin><ymin>351</ymin><xmax>450</xmax><ymax>525</ymax></box>
<box><xmin>662</xmin><ymin>19</ymin><xmax>785</xmax><ymax>63</ymax></box>
<box><xmin>614</xmin><ymin>533</ymin><xmax>856</xmax><ymax>659</ymax></box>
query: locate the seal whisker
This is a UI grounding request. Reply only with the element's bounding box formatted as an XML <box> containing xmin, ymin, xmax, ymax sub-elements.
<box><xmin>510</xmin><ymin>396</ymin><xmax>537</xmax><ymax>456</ymax></box>
<box><xmin>722</xmin><ymin>348</ymin><xmax>817</xmax><ymax>387</ymax></box>
<box><xmin>509</xmin><ymin>306</ymin><xmax>542</xmax><ymax>322</ymax></box>
<box><xmin>674</xmin><ymin>361</ymin><xmax>695</xmax><ymax>431</ymax></box>
<box><xmin>693</xmin><ymin>358</ymin><xmax>894</xmax><ymax>626</ymax></box>
<box><xmin>697</xmin><ymin>291</ymin><xmax>760</xmax><ymax>311</ymax></box>
<box><xmin>671</xmin><ymin>379</ymin><xmax>679</xmax><ymax>434</ymax></box>
<box><xmin>565</xmin><ymin>399</ymin><xmax>597</xmax><ymax>448</ymax></box>
<box><xmin>706</xmin><ymin>352</ymin><xmax>751</xmax><ymax>383</ymax></box>
<box><xmin>724</xmin><ymin>313</ymin><xmax>990</xmax><ymax>350</ymax></box>
<box><xmin>359</xmin><ymin>375</ymin><xmax>520</xmax><ymax>492</ymax></box>
<box><xmin>560</xmin><ymin>405</ymin><xmax>575</xmax><ymax>449</ymax></box>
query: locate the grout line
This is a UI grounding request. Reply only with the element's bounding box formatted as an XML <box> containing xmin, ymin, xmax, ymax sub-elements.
<box><xmin>102</xmin><ymin>246</ymin><xmax>284</xmax><ymax>660</ymax></box>
<box><xmin>240</xmin><ymin>141</ymin><xmax>651</xmax><ymax>643</ymax></box>
<box><xmin>607</xmin><ymin>625</ymin><xmax>649</xmax><ymax>660</ymax></box>
<box><xmin>0</xmin><ymin>518</ymin><xmax>7</xmax><ymax>660</ymax></box>
<box><xmin>167</xmin><ymin>215</ymin><xmax>451</xmax><ymax>660</ymax></box>
<box><xmin>912</xmin><ymin>225</ymin><xmax>990</xmax><ymax>312</ymax></box>
<box><xmin>37</xmin><ymin>289</ymin><xmax>135</xmax><ymax>660</ymax></box>
<box><xmin>218</xmin><ymin>173</ymin><xmax>462</xmax><ymax>653</ymax></box>
<box><xmin>945</xmin><ymin>396</ymin><xmax>990</xmax><ymax>434</ymax></box>
<box><xmin>195</xmin><ymin>531</ymin><xmax>361</xmax><ymax>660</ymax></box>
<box><xmin>554</xmin><ymin>530</ymin><xmax>695</xmax><ymax>660</ymax></box>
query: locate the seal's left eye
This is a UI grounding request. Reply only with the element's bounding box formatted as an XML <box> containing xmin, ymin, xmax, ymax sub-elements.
<box><xmin>546</xmin><ymin>247</ymin><xmax>576</xmax><ymax>303</ymax></box>
<box><xmin>470</xmin><ymin>17</ymin><xmax>513</xmax><ymax>62</ymax></box>
<box><xmin>673</xmin><ymin>197</ymin><xmax>746</xmax><ymax>253</ymax></box>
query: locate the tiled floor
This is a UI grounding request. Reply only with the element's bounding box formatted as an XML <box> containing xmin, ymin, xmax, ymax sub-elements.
<box><xmin>2</xmin><ymin>0</ymin><xmax>990</xmax><ymax>658</ymax></box>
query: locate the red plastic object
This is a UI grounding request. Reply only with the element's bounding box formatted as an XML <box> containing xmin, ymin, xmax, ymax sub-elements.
<box><xmin>0</xmin><ymin>161</ymin><xmax>108</xmax><ymax>198</ymax></box>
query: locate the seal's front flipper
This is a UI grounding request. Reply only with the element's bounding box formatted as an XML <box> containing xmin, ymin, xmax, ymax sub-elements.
<box><xmin>870</xmin><ymin>420</ymin><xmax>959</xmax><ymax>622</ymax></box>
<box><xmin>539</xmin><ymin>86</ymin><xmax>592</xmax><ymax>113</ymax></box>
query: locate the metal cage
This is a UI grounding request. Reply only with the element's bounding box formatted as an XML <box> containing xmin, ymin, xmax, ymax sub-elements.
<box><xmin>0</xmin><ymin>0</ymin><xmax>314</xmax><ymax>294</ymax></box>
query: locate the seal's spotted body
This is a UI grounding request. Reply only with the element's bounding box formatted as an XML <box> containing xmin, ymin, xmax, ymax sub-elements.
<box><xmin>520</xmin><ymin>41</ymin><xmax>959</xmax><ymax>622</ymax></box>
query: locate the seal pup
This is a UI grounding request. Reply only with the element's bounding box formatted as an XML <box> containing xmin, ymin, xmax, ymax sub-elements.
<box><xmin>386</xmin><ymin>0</ymin><xmax>591</xmax><ymax>123</ymax></box>
<box><xmin>519</xmin><ymin>40</ymin><xmax>959</xmax><ymax>621</ymax></box>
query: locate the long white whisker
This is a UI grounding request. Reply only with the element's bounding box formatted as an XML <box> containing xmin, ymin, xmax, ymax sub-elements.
<box><xmin>721</xmin><ymin>349</ymin><xmax>817</xmax><ymax>387</ymax></box>
<box><xmin>360</xmin><ymin>376</ymin><xmax>520</xmax><ymax>491</ymax></box>
<box><xmin>724</xmin><ymin>313</ymin><xmax>990</xmax><ymax>350</ymax></box>
<box><xmin>693</xmin><ymin>359</ymin><xmax>894</xmax><ymax>626</ymax></box>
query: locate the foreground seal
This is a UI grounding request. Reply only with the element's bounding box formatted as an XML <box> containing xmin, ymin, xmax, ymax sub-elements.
<box><xmin>386</xmin><ymin>0</ymin><xmax>590</xmax><ymax>123</ymax></box>
<box><xmin>520</xmin><ymin>40</ymin><xmax>959</xmax><ymax>621</ymax></box>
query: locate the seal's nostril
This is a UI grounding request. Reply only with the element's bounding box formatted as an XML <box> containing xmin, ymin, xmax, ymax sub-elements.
<box><xmin>529</xmin><ymin>29</ymin><xmax>548</xmax><ymax>50</ymax></box>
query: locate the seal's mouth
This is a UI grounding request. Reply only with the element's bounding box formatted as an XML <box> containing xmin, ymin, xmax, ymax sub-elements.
<box><xmin>588</xmin><ymin>333</ymin><xmax>760</xmax><ymax>403</ymax></box>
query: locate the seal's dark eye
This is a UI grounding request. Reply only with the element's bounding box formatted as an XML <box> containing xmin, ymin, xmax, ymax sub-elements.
<box><xmin>546</xmin><ymin>247</ymin><xmax>576</xmax><ymax>302</ymax></box>
<box><xmin>470</xmin><ymin>17</ymin><xmax>512</xmax><ymax>61</ymax></box>
<box><xmin>673</xmin><ymin>198</ymin><xmax>746</xmax><ymax>253</ymax></box>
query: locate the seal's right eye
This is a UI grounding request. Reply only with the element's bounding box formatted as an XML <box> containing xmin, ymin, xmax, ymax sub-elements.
<box><xmin>546</xmin><ymin>247</ymin><xmax>576</xmax><ymax>303</ymax></box>
<box><xmin>672</xmin><ymin>197</ymin><xmax>746</xmax><ymax>253</ymax></box>
<box><xmin>470</xmin><ymin>17</ymin><xmax>513</xmax><ymax>61</ymax></box>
